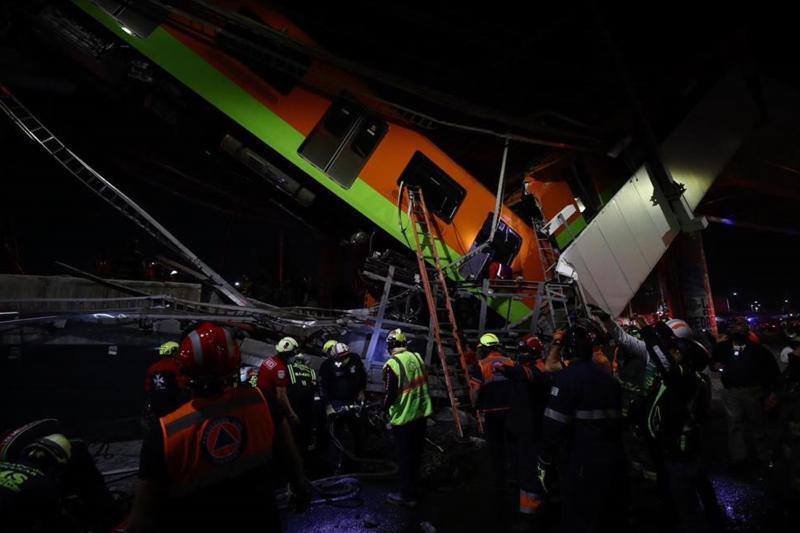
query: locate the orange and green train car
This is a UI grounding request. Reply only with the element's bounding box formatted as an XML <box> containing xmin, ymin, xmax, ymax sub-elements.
<box><xmin>72</xmin><ymin>0</ymin><xmax>586</xmax><ymax>322</ymax></box>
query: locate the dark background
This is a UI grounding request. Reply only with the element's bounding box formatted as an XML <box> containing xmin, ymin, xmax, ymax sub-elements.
<box><xmin>1</xmin><ymin>1</ymin><xmax>798</xmax><ymax>311</ymax></box>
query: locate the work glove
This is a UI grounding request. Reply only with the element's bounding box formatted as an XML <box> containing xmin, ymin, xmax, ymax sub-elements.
<box><xmin>325</xmin><ymin>404</ymin><xmax>335</xmax><ymax>417</ymax></box>
<box><xmin>288</xmin><ymin>480</ymin><xmax>312</xmax><ymax>513</ymax></box>
<box><xmin>537</xmin><ymin>456</ymin><xmax>556</xmax><ymax>494</ymax></box>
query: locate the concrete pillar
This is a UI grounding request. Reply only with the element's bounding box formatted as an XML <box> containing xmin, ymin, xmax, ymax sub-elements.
<box><xmin>664</xmin><ymin>232</ymin><xmax>719</xmax><ymax>337</ymax></box>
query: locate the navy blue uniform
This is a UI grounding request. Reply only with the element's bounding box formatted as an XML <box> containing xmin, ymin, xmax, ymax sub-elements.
<box><xmin>542</xmin><ymin>360</ymin><xmax>628</xmax><ymax>533</ymax></box>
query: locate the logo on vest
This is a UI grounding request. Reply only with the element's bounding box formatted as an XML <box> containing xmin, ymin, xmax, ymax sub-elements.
<box><xmin>202</xmin><ymin>416</ymin><xmax>246</xmax><ymax>464</ymax></box>
<box><xmin>0</xmin><ymin>469</ymin><xmax>29</xmax><ymax>493</ymax></box>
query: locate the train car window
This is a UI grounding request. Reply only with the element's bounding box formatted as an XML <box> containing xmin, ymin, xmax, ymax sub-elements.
<box><xmin>299</xmin><ymin>98</ymin><xmax>387</xmax><ymax>189</ymax></box>
<box><xmin>459</xmin><ymin>214</ymin><xmax>522</xmax><ymax>280</ymax></box>
<box><xmin>397</xmin><ymin>152</ymin><xmax>466</xmax><ymax>223</ymax></box>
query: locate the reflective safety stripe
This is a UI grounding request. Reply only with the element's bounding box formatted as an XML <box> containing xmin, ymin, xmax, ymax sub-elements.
<box><xmin>164</xmin><ymin>393</ymin><xmax>265</xmax><ymax>437</ymax></box>
<box><xmin>519</xmin><ymin>489</ymin><xmax>542</xmax><ymax>514</ymax></box>
<box><xmin>170</xmin><ymin>452</ymin><xmax>271</xmax><ymax>497</ymax></box>
<box><xmin>288</xmin><ymin>363</ymin><xmax>316</xmax><ymax>385</ymax></box>
<box><xmin>401</xmin><ymin>375</ymin><xmax>428</xmax><ymax>394</ymax></box>
<box><xmin>574</xmin><ymin>409</ymin><xmax>622</xmax><ymax>420</ymax></box>
<box><xmin>544</xmin><ymin>408</ymin><xmax>573</xmax><ymax>424</ymax></box>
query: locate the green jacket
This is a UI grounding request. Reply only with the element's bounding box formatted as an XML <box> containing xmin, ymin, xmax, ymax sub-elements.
<box><xmin>383</xmin><ymin>350</ymin><xmax>433</xmax><ymax>426</ymax></box>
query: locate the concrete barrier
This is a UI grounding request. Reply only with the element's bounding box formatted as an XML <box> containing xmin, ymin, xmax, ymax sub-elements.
<box><xmin>0</xmin><ymin>274</ymin><xmax>202</xmax><ymax>301</ymax></box>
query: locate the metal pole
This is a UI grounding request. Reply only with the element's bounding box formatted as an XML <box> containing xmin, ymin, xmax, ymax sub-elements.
<box><xmin>488</xmin><ymin>136</ymin><xmax>511</xmax><ymax>243</ymax></box>
<box><xmin>364</xmin><ymin>266</ymin><xmax>394</xmax><ymax>369</ymax></box>
<box><xmin>478</xmin><ymin>278</ymin><xmax>490</xmax><ymax>333</ymax></box>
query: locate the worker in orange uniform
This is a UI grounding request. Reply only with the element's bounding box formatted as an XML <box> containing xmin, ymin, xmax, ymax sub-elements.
<box><xmin>469</xmin><ymin>333</ymin><xmax>534</xmax><ymax>526</ymax></box>
<box><xmin>127</xmin><ymin>322</ymin><xmax>309</xmax><ymax>532</ymax></box>
<box><xmin>509</xmin><ymin>334</ymin><xmax>554</xmax><ymax>523</ymax></box>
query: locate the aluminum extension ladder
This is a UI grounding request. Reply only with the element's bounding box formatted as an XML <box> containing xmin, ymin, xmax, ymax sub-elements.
<box><xmin>404</xmin><ymin>187</ymin><xmax>477</xmax><ymax>436</ymax></box>
<box><xmin>0</xmin><ymin>84</ymin><xmax>249</xmax><ymax>307</ymax></box>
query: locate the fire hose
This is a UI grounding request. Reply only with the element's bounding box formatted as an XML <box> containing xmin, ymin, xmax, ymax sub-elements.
<box><xmin>276</xmin><ymin>402</ymin><xmax>398</xmax><ymax>509</ymax></box>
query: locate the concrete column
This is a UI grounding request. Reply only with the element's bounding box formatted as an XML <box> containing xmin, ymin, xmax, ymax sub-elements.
<box><xmin>664</xmin><ymin>232</ymin><xmax>719</xmax><ymax>337</ymax></box>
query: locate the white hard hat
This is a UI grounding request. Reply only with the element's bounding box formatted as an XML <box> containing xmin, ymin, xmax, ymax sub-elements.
<box><xmin>332</xmin><ymin>342</ymin><xmax>350</xmax><ymax>358</ymax></box>
<box><xmin>276</xmin><ymin>337</ymin><xmax>299</xmax><ymax>354</ymax></box>
<box><xmin>781</xmin><ymin>346</ymin><xmax>794</xmax><ymax>364</ymax></box>
<box><xmin>666</xmin><ymin>319</ymin><xmax>693</xmax><ymax>339</ymax></box>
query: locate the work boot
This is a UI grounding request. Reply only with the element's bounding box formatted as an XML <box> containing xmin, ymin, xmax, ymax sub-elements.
<box><xmin>385</xmin><ymin>492</ymin><xmax>418</xmax><ymax>508</ymax></box>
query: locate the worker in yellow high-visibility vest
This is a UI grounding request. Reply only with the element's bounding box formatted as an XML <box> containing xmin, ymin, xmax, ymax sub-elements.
<box><xmin>382</xmin><ymin>329</ymin><xmax>433</xmax><ymax>508</ymax></box>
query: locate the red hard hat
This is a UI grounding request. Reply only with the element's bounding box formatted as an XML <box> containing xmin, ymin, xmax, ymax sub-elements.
<box><xmin>518</xmin><ymin>335</ymin><xmax>544</xmax><ymax>355</ymax></box>
<box><xmin>178</xmin><ymin>322</ymin><xmax>240</xmax><ymax>379</ymax></box>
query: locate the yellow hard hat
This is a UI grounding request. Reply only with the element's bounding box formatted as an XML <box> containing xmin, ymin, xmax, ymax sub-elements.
<box><xmin>386</xmin><ymin>329</ymin><xmax>407</xmax><ymax>345</ymax></box>
<box><xmin>159</xmin><ymin>341</ymin><xmax>180</xmax><ymax>357</ymax></box>
<box><xmin>23</xmin><ymin>433</ymin><xmax>72</xmax><ymax>465</ymax></box>
<box><xmin>479</xmin><ymin>333</ymin><xmax>500</xmax><ymax>347</ymax></box>
<box><xmin>323</xmin><ymin>339</ymin><xmax>337</xmax><ymax>355</ymax></box>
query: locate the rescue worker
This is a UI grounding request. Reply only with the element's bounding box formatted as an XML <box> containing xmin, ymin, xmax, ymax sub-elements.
<box><xmin>257</xmin><ymin>337</ymin><xmax>303</xmax><ymax>427</ymax></box>
<box><xmin>143</xmin><ymin>341</ymin><xmax>187</xmax><ymax>420</ymax></box>
<box><xmin>470</xmin><ymin>333</ymin><xmax>517</xmax><ymax>487</ymax></box>
<box><xmin>640</xmin><ymin>320</ymin><xmax>723</xmax><ymax>533</ymax></box>
<box><xmin>712</xmin><ymin>321</ymin><xmax>780</xmax><ymax>472</ymax></box>
<box><xmin>775</xmin><ymin>337</ymin><xmax>800</xmax><ymax>522</ymax></box>
<box><xmin>538</xmin><ymin>324</ymin><xmax>628</xmax><ymax>532</ymax></box>
<box><xmin>319</xmin><ymin>342</ymin><xmax>367</xmax><ymax>472</ymax></box>
<box><xmin>0</xmin><ymin>419</ymin><xmax>120</xmax><ymax>532</ymax></box>
<box><xmin>594</xmin><ymin>310</ymin><xmax>693</xmax><ymax>487</ymax></box>
<box><xmin>286</xmin><ymin>349</ymin><xmax>320</xmax><ymax>457</ymax></box>
<box><xmin>127</xmin><ymin>322</ymin><xmax>309</xmax><ymax>532</ymax></box>
<box><xmin>509</xmin><ymin>334</ymin><xmax>552</xmax><ymax>521</ymax></box>
<box><xmin>382</xmin><ymin>329</ymin><xmax>433</xmax><ymax>507</ymax></box>
<box><xmin>469</xmin><ymin>332</ymin><xmax>534</xmax><ymax>525</ymax></box>
<box><xmin>0</xmin><ymin>433</ymin><xmax>72</xmax><ymax>532</ymax></box>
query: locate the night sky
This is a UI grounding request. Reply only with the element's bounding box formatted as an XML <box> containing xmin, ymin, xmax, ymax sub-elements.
<box><xmin>1</xmin><ymin>1</ymin><xmax>798</xmax><ymax>312</ymax></box>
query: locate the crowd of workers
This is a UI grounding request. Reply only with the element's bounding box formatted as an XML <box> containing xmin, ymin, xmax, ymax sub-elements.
<box><xmin>2</xmin><ymin>307</ymin><xmax>799</xmax><ymax>532</ymax></box>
